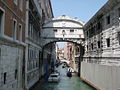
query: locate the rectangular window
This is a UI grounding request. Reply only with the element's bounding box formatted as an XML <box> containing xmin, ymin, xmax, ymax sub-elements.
<box><xmin>87</xmin><ymin>45</ymin><xmax>88</xmax><ymax>51</ymax></box>
<box><xmin>98</xmin><ymin>41</ymin><xmax>100</xmax><ymax>48</ymax></box>
<box><xmin>0</xmin><ymin>10</ymin><xmax>3</xmax><ymax>34</ymax></box>
<box><xmin>4</xmin><ymin>72</ymin><xmax>7</xmax><ymax>84</ymax></box>
<box><xmin>38</xmin><ymin>31</ymin><xmax>41</xmax><ymax>38</ymax></box>
<box><xmin>18</xmin><ymin>24</ymin><xmax>22</xmax><ymax>42</ymax></box>
<box><xmin>118</xmin><ymin>32</ymin><xmax>120</xmax><ymax>45</ymax></box>
<box><xmin>106</xmin><ymin>15</ymin><xmax>110</xmax><ymax>25</ymax></box>
<box><xmin>15</xmin><ymin>69</ymin><xmax>18</xmax><ymax>79</ymax></box>
<box><xmin>30</xmin><ymin>50</ymin><xmax>32</xmax><ymax>59</ymax></box>
<box><xmin>106</xmin><ymin>38</ymin><xmax>110</xmax><ymax>47</ymax></box>
<box><xmin>14</xmin><ymin>0</ymin><xmax>18</xmax><ymax>5</ymax></box>
<box><xmin>70</xmin><ymin>29</ymin><xmax>74</xmax><ymax>33</ymax></box>
<box><xmin>97</xmin><ymin>22</ymin><xmax>101</xmax><ymax>29</ymax></box>
<box><xmin>118</xmin><ymin>8</ymin><xmax>120</xmax><ymax>17</ymax></box>
<box><xmin>86</xmin><ymin>31</ymin><xmax>89</xmax><ymax>37</ymax></box>
<box><xmin>91</xmin><ymin>43</ymin><xmax>93</xmax><ymax>50</ymax></box>
<box><xmin>53</xmin><ymin>29</ymin><xmax>57</xmax><ymax>32</ymax></box>
<box><xmin>13</xmin><ymin>19</ymin><xmax>17</xmax><ymax>40</ymax></box>
<box><xmin>0</xmin><ymin>48</ymin><xmax>1</xmax><ymax>61</ymax></box>
<box><xmin>19</xmin><ymin>0</ymin><xmax>23</xmax><ymax>10</ymax></box>
<box><xmin>89</xmin><ymin>28</ymin><xmax>95</xmax><ymax>37</ymax></box>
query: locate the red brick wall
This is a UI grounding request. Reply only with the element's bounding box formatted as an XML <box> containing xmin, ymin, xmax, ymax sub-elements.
<box><xmin>0</xmin><ymin>0</ymin><xmax>26</xmax><ymax>42</ymax></box>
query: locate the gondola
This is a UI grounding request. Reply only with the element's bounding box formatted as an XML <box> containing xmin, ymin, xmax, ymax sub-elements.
<box><xmin>67</xmin><ymin>72</ymin><xmax>72</xmax><ymax>77</ymax></box>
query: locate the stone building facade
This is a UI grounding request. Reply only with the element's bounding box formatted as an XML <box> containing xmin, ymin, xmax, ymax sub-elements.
<box><xmin>66</xmin><ymin>42</ymin><xmax>80</xmax><ymax>72</ymax></box>
<box><xmin>25</xmin><ymin>0</ymin><xmax>53</xmax><ymax>89</ymax></box>
<box><xmin>84</xmin><ymin>0</ymin><xmax>120</xmax><ymax>66</ymax></box>
<box><xmin>25</xmin><ymin>0</ymin><xmax>42</xmax><ymax>89</ymax></box>
<box><xmin>0</xmin><ymin>0</ymin><xmax>26</xmax><ymax>90</ymax></box>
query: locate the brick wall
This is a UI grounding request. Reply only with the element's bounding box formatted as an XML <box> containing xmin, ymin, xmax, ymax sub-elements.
<box><xmin>0</xmin><ymin>0</ymin><xmax>26</xmax><ymax>42</ymax></box>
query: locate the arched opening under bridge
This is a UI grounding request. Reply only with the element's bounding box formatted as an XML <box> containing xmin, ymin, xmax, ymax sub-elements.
<box><xmin>41</xmin><ymin>40</ymin><xmax>85</xmax><ymax>77</ymax></box>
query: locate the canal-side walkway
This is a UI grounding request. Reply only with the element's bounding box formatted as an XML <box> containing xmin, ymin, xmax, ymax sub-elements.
<box><xmin>31</xmin><ymin>65</ymin><xmax>96</xmax><ymax>90</ymax></box>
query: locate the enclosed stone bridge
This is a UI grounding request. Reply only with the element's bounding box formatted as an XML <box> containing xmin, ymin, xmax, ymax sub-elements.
<box><xmin>40</xmin><ymin>15</ymin><xmax>85</xmax><ymax>47</ymax></box>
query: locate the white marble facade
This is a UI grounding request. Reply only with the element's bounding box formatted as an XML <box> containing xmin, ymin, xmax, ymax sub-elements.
<box><xmin>41</xmin><ymin>15</ymin><xmax>84</xmax><ymax>46</ymax></box>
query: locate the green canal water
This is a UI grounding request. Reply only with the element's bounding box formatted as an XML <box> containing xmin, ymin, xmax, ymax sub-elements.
<box><xmin>35</xmin><ymin>65</ymin><xmax>96</xmax><ymax>90</ymax></box>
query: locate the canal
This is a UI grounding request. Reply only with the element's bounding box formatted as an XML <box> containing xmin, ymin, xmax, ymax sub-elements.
<box><xmin>31</xmin><ymin>65</ymin><xmax>96</xmax><ymax>90</ymax></box>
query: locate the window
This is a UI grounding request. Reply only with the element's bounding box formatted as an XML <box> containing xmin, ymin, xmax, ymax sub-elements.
<box><xmin>13</xmin><ymin>19</ymin><xmax>17</xmax><ymax>40</ymax></box>
<box><xmin>86</xmin><ymin>31</ymin><xmax>89</xmax><ymax>37</ymax></box>
<box><xmin>53</xmin><ymin>29</ymin><xmax>57</xmax><ymax>32</ymax></box>
<box><xmin>30</xmin><ymin>50</ymin><xmax>32</xmax><ymax>59</ymax></box>
<box><xmin>98</xmin><ymin>41</ymin><xmax>100</xmax><ymax>48</ymax></box>
<box><xmin>0</xmin><ymin>10</ymin><xmax>4</xmax><ymax>35</ymax></box>
<box><xmin>15</xmin><ymin>69</ymin><xmax>18</xmax><ymax>79</ymax></box>
<box><xmin>106</xmin><ymin>38</ymin><xmax>110</xmax><ymax>47</ymax></box>
<box><xmin>106</xmin><ymin>15</ymin><xmax>110</xmax><ymax>25</ymax></box>
<box><xmin>70</xmin><ymin>29</ymin><xmax>74</xmax><ymax>33</ymax></box>
<box><xmin>87</xmin><ymin>45</ymin><xmax>88</xmax><ymax>51</ymax></box>
<box><xmin>118</xmin><ymin>32</ymin><xmax>120</xmax><ymax>45</ymax></box>
<box><xmin>89</xmin><ymin>28</ymin><xmax>95</xmax><ymax>37</ymax></box>
<box><xmin>4</xmin><ymin>72</ymin><xmax>7</xmax><ymax>84</ymax></box>
<box><xmin>19</xmin><ymin>0</ymin><xmax>23</xmax><ymax>10</ymax></box>
<box><xmin>18</xmin><ymin>24</ymin><xmax>22</xmax><ymax>42</ymax></box>
<box><xmin>38</xmin><ymin>31</ymin><xmax>41</xmax><ymax>38</ymax></box>
<box><xmin>14</xmin><ymin>0</ymin><xmax>18</xmax><ymax>5</ymax></box>
<box><xmin>79</xmin><ymin>35</ymin><xmax>81</xmax><ymax>38</ymax></box>
<box><xmin>118</xmin><ymin>8</ymin><xmax>120</xmax><ymax>17</ymax></box>
<box><xmin>97</xmin><ymin>22</ymin><xmax>101</xmax><ymax>29</ymax></box>
<box><xmin>0</xmin><ymin>48</ymin><xmax>1</xmax><ymax>61</ymax></box>
<box><xmin>91</xmin><ymin>43</ymin><xmax>93</xmax><ymax>50</ymax></box>
<box><xmin>76</xmin><ymin>47</ymin><xmax>79</xmax><ymax>53</ymax></box>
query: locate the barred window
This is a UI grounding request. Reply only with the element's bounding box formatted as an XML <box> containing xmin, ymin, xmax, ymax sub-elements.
<box><xmin>106</xmin><ymin>38</ymin><xmax>110</xmax><ymax>47</ymax></box>
<box><xmin>4</xmin><ymin>72</ymin><xmax>7</xmax><ymax>84</ymax></box>
<box><xmin>118</xmin><ymin>7</ymin><xmax>120</xmax><ymax>17</ymax></box>
<box><xmin>118</xmin><ymin>32</ymin><xmax>120</xmax><ymax>45</ymax></box>
<box><xmin>91</xmin><ymin>43</ymin><xmax>93</xmax><ymax>50</ymax></box>
<box><xmin>15</xmin><ymin>69</ymin><xmax>18</xmax><ymax>79</ymax></box>
<box><xmin>98</xmin><ymin>41</ymin><xmax>101</xmax><ymax>48</ymax></box>
<box><xmin>106</xmin><ymin>15</ymin><xmax>110</xmax><ymax>25</ymax></box>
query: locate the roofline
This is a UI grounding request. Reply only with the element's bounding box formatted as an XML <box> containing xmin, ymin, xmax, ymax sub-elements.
<box><xmin>44</xmin><ymin>19</ymin><xmax>84</xmax><ymax>26</ymax></box>
<box><xmin>49</xmin><ymin>0</ymin><xmax>54</xmax><ymax>18</ymax></box>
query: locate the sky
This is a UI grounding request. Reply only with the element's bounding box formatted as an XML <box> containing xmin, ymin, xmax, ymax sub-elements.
<box><xmin>51</xmin><ymin>0</ymin><xmax>108</xmax><ymax>48</ymax></box>
<box><xmin>57</xmin><ymin>42</ymin><xmax>66</xmax><ymax>48</ymax></box>
<box><xmin>51</xmin><ymin>0</ymin><xmax>108</xmax><ymax>23</ymax></box>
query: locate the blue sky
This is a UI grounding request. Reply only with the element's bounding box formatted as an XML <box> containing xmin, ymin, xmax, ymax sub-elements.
<box><xmin>51</xmin><ymin>0</ymin><xmax>108</xmax><ymax>23</ymax></box>
<box><xmin>51</xmin><ymin>0</ymin><xmax>108</xmax><ymax>48</ymax></box>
